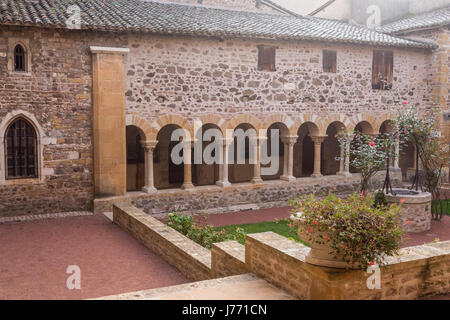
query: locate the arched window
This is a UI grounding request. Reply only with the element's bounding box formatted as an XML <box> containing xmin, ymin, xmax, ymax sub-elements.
<box><xmin>14</xmin><ymin>44</ymin><xmax>26</xmax><ymax>72</ymax></box>
<box><xmin>5</xmin><ymin>118</ymin><xmax>37</xmax><ymax>179</ymax></box>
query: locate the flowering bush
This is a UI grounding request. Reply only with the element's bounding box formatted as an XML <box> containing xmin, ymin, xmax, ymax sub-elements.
<box><xmin>167</xmin><ymin>212</ymin><xmax>246</xmax><ymax>249</ymax></box>
<box><xmin>395</xmin><ymin>107</ymin><xmax>450</xmax><ymax>219</ymax></box>
<box><xmin>289</xmin><ymin>192</ymin><xmax>404</xmax><ymax>268</ymax></box>
<box><xmin>337</xmin><ymin>131</ymin><xmax>387</xmax><ymax>195</ymax></box>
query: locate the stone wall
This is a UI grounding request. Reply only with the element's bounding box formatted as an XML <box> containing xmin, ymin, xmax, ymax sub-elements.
<box><xmin>113</xmin><ymin>203</ymin><xmax>450</xmax><ymax>300</ymax></box>
<box><xmin>246</xmin><ymin>232</ymin><xmax>450</xmax><ymax>300</ymax></box>
<box><xmin>113</xmin><ymin>203</ymin><xmax>248</xmax><ymax>281</ymax></box>
<box><xmin>95</xmin><ymin>171</ymin><xmax>398</xmax><ymax>216</ymax></box>
<box><xmin>211</xmin><ymin>241</ymin><xmax>249</xmax><ymax>278</ymax></box>
<box><xmin>125</xmin><ymin>34</ymin><xmax>431</xmax><ymax>124</ymax></box>
<box><xmin>0</xmin><ymin>27</ymin><xmax>128</xmax><ymax>216</ymax></box>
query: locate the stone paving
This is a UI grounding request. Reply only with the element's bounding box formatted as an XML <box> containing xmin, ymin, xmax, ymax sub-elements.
<box><xmin>0</xmin><ymin>213</ymin><xmax>189</xmax><ymax>300</ymax></box>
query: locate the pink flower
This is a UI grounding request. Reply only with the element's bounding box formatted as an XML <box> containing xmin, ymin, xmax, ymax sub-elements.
<box><xmin>403</xmin><ymin>101</ymin><xmax>408</xmax><ymax>105</ymax></box>
<box><xmin>369</xmin><ymin>141</ymin><xmax>375</xmax><ymax>147</ymax></box>
<box><xmin>313</xmin><ymin>220</ymin><xmax>318</xmax><ymax>225</ymax></box>
<box><xmin>407</xmin><ymin>219</ymin><xmax>412</xmax><ymax>224</ymax></box>
<box><xmin>399</xmin><ymin>198</ymin><xmax>405</xmax><ymax>204</ymax></box>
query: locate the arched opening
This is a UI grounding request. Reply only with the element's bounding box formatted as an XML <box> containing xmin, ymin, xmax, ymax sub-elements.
<box><xmin>14</xmin><ymin>44</ymin><xmax>26</xmax><ymax>72</ymax></box>
<box><xmin>229</xmin><ymin>123</ymin><xmax>256</xmax><ymax>183</ymax></box>
<box><xmin>5</xmin><ymin>117</ymin><xmax>37</xmax><ymax>179</ymax></box>
<box><xmin>262</xmin><ymin>122</ymin><xmax>288</xmax><ymax>181</ymax></box>
<box><xmin>322</xmin><ymin>122</ymin><xmax>345</xmax><ymax>175</ymax></box>
<box><xmin>154</xmin><ymin>124</ymin><xmax>184</xmax><ymax>189</ymax></box>
<box><xmin>192</xmin><ymin>123</ymin><xmax>222</xmax><ymax>186</ymax></box>
<box><xmin>350</xmin><ymin>121</ymin><xmax>374</xmax><ymax>173</ymax></box>
<box><xmin>400</xmin><ymin>140</ymin><xmax>416</xmax><ymax>182</ymax></box>
<box><xmin>126</xmin><ymin>125</ymin><xmax>145</xmax><ymax>192</ymax></box>
<box><xmin>294</xmin><ymin>122</ymin><xmax>319</xmax><ymax>177</ymax></box>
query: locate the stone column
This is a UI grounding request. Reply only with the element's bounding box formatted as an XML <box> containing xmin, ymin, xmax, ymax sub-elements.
<box><xmin>141</xmin><ymin>141</ymin><xmax>158</xmax><ymax>194</ymax></box>
<box><xmin>311</xmin><ymin>136</ymin><xmax>326</xmax><ymax>178</ymax></box>
<box><xmin>251</xmin><ymin>136</ymin><xmax>263</xmax><ymax>184</ymax></box>
<box><xmin>393</xmin><ymin>137</ymin><xmax>400</xmax><ymax>170</ymax></box>
<box><xmin>90</xmin><ymin>46</ymin><xmax>130</xmax><ymax>197</ymax></box>
<box><xmin>181</xmin><ymin>140</ymin><xmax>195</xmax><ymax>190</ymax></box>
<box><xmin>337</xmin><ymin>145</ymin><xmax>345</xmax><ymax>175</ymax></box>
<box><xmin>343</xmin><ymin>134</ymin><xmax>354</xmax><ymax>175</ymax></box>
<box><xmin>217</xmin><ymin>138</ymin><xmax>232</xmax><ymax>187</ymax></box>
<box><xmin>338</xmin><ymin>135</ymin><xmax>353</xmax><ymax>176</ymax></box>
<box><xmin>281</xmin><ymin>136</ymin><xmax>297</xmax><ymax>182</ymax></box>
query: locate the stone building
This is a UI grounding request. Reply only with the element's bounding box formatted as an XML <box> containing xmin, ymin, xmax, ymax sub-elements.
<box><xmin>0</xmin><ymin>0</ymin><xmax>447</xmax><ymax>217</ymax></box>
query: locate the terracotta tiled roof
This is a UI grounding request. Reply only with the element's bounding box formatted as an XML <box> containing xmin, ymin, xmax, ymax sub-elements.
<box><xmin>0</xmin><ymin>0</ymin><xmax>435</xmax><ymax>49</ymax></box>
<box><xmin>380</xmin><ymin>6</ymin><xmax>450</xmax><ymax>34</ymax></box>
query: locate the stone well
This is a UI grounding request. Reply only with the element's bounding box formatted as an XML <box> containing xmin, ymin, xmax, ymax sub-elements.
<box><xmin>385</xmin><ymin>189</ymin><xmax>432</xmax><ymax>233</ymax></box>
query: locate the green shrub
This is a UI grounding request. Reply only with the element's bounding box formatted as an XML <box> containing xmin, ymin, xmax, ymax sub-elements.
<box><xmin>290</xmin><ymin>192</ymin><xmax>405</xmax><ymax>268</ymax></box>
<box><xmin>167</xmin><ymin>212</ymin><xmax>246</xmax><ymax>249</ymax></box>
<box><xmin>373</xmin><ymin>190</ymin><xmax>388</xmax><ymax>209</ymax></box>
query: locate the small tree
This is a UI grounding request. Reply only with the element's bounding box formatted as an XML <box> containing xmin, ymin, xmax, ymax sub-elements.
<box><xmin>395</xmin><ymin>107</ymin><xmax>450</xmax><ymax>220</ymax></box>
<box><xmin>376</xmin><ymin>130</ymin><xmax>400</xmax><ymax>195</ymax></box>
<box><xmin>337</xmin><ymin>131</ymin><xmax>386</xmax><ymax>196</ymax></box>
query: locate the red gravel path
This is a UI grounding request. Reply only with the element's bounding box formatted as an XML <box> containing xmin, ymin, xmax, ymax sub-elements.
<box><xmin>0</xmin><ymin>214</ymin><xmax>189</xmax><ymax>300</ymax></box>
<box><xmin>201</xmin><ymin>207</ymin><xmax>450</xmax><ymax>247</ymax></box>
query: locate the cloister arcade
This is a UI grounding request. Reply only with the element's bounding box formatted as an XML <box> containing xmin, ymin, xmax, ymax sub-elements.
<box><xmin>124</xmin><ymin>113</ymin><xmax>417</xmax><ymax>193</ymax></box>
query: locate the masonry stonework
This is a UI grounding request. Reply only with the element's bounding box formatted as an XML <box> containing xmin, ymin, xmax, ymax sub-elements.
<box><xmin>0</xmin><ymin>6</ymin><xmax>445</xmax><ymax>217</ymax></box>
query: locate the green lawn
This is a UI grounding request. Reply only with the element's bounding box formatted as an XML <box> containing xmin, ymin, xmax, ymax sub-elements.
<box><xmin>214</xmin><ymin>219</ymin><xmax>308</xmax><ymax>246</ymax></box>
<box><xmin>432</xmin><ymin>199</ymin><xmax>450</xmax><ymax>215</ymax></box>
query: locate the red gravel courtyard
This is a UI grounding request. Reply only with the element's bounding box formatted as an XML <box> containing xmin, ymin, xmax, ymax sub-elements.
<box><xmin>0</xmin><ymin>214</ymin><xmax>189</xmax><ymax>300</ymax></box>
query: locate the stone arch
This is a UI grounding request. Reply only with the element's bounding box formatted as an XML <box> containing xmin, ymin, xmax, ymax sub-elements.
<box><xmin>149</xmin><ymin>114</ymin><xmax>193</xmax><ymax>141</ymax></box>
<box><xmin>290</xmin><ymin>114</ymin><xmax>324</xmax><ymax>136</ymax></box>
<box><xmin>262</xmin><ymin>114</ymin><xmax>294</xmax><ymax>136</ymax></box>
<box><xmin>194</xmin><ymin>114</ymin><xmax>226</xmax><ymax>136</ymax></box>
<box><xmin>320</xmin><ymin>114</ymin><xmax>352</xmax><ymax>135</ymax></box>
<box><xmin>294</xmin><ymin>121</ymin><xmax>321</xmax><ymax>178</ymax></box>
<box><xmin>375</xmin><ymin>114</ymin><xmax>396</xmax><ymax>133</ymax></box>
<box><xmin>352</xmin><ymin>114</ymin><xmax>377</xmax><ymax>134</ymax></box>
<box><xmin>225</xmin><ymin>114</ymin><xmax>262</xmax><ymax>137</ymax></box>
<box><xmin>0</xmin><ymin>110</ymin><xmax>48</xmax><ymax>183</ymax></box>
<box><xmin>126</xmin><ymin>114</ymin><xmax>153</xmax><ymax>141</ymax></box>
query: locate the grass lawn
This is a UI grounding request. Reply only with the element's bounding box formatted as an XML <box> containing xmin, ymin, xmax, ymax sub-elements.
<box><xmin>214</xmin><ymin>219</ymin><xmax>309</xmax><ymax>246</ymax></box>
<box><xmin>432</xmin><ymin>199</ymin><xmax>450</xmax><ymax>215</ymax></box>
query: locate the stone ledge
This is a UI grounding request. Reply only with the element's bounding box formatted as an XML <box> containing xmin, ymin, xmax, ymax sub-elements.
<box><xmin>113</xmin><ymin>203</ymin><xmax>212</xmax><ymax>281</ymax></box>
<box><xmin>246</xmin><ymin>232</ymin><xmax>450</xmax><ymax>299</ymax></box>
<box><xmin>211</xmin><ymin>241</ymin><xmax>249</xmax><ymax>278</ymax></box>
<box><xmin>92</xmin><ymin>273</ymin><xmax>294</xmax><ymax>300</ymax></box>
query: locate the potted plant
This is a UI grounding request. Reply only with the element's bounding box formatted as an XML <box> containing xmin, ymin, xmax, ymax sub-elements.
<box><xmin>289</xmin><ymin>192</ymin><xmax>404</xmax><ymax>269</ymax></box>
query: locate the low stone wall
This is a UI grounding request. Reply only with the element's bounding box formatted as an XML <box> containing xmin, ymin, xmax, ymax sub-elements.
<box><xmin>246</xmin><ymin>232</ymin><xmax>450</xmax><ymax>300</ymax></box>
<box><xmin>113</xmin><ymin>204</ymin><xmax>249</xmax><ymax>281</ymax></box>
<box><xmin>113</xmin><ymin>204</ymin><xmax>212</xmax><ymax>281</ymax></box>
<box><xmin>211</xmin><ymin>241</ymin><xmax>249</xmax><ymax>278</ymax></box>
<box><xmin>97</xmin><ymin>172</ymin><xmax>398</xmax><ymax>217</ymax></box>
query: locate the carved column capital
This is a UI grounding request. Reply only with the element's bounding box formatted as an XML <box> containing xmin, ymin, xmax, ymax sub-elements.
<box><xmin>140</xmin><ymin>140</ymin><xmax>158</xmax><ymax>152</ymax></box>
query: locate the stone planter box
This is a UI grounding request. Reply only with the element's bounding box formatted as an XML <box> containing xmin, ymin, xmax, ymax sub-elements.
<box><xmin>291</xmin><ymin>214</ymin><xmax>358</xmax><ymax>269</ymax></box>
<box><xmin>385</xmin><ymin>189</ymin><xmax>432</xmax><ymax>233</ymax></box>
